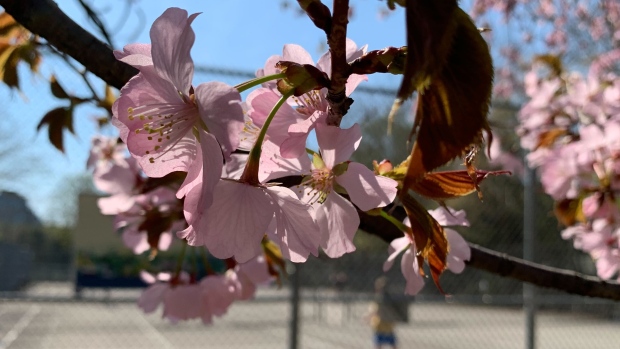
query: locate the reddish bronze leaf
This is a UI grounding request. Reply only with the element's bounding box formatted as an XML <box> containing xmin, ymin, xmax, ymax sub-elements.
<box><xmin>0</xmin><ymin>12</ymin><xmax>20</xmax><ymax>37</ymax></box>
<box><xmin>554</xmin><ymin>198</ymin><xmax>585</xmax><ymax>227</ymax></box>
<box><xmin>37</xmin><ymin>107</ymin><xmax>72</xmax><ymax>152</ymax></box>
<box><xmin>50</xmin><ymin>75</ymin><xmax>70</xmax><ymax>99</ymax></box>
<box><xmin>138</xmin><ymin>208</ymin><xmax>175</xmax><ymax>259</ymax></box>
<box><xmin>401</xmin><ymin>193</ymin><xmax>448</xmax><ymax>292</ymax></box>
<box><xmin>535</xmin><ymin>128</ymin><xmax>567</xmax><ymax>150</ymax></box>
<box><xmin>398</xmin><ymin>4</ymin><xmax>493</xmax><ymax>194</ymax></box>
<box><xmin>411</xmin><ymin>169</ymin><xmax>511</xmax><ymax>200</ymax></box>
<box><xmin>349</xmin><ymin>46</ymin><xmax>407</xmax><ymax>75</ymax></box>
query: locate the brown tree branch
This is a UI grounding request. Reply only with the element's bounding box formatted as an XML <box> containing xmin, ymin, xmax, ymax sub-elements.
<box><xmin>4</xmin><ymin>0</ymin><xmax>620</xmax><ymax>301</ymax></box>
<box><xmin>325</xmin><ymin>0</ymin><xmax>352</xmax><ymax>126</ymax></box>
<box><xmin>358</xmin><ymin>207</ymin><xmax>620</xmax><ymax>301</ymax></box>
<box><xmin>0</xmin><ymin>0</ymin><xmax>138</xmax><ymax>90</ymax></box>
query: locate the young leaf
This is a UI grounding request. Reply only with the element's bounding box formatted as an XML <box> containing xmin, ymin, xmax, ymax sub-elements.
<box><xmin>349</xmin><ymin>46</ymin><xmax>407</xmax><ymax>75</ymax></box>
<box><xmin>50</xmin><ymin>75</ymin><xmax>70</xmax><ymax>99</ymax></box>
<box><xmin>410</xmin><ymin>169</ymin><xmax>511</xmax><ymax>200</ymax></box>
<box><xmin>37</xmin><ymin>107</ymin><xmax>72</xmax><ymax>152</ymax></box>
<box><xmin>400</xmin><ymin>193</ymin><xmax>448</xmax><ymax>292</ymax></box>
<box><xmin>395</xmin><ymin>2</ymin><xmax>493</xmax><ymax>194</ymax></box>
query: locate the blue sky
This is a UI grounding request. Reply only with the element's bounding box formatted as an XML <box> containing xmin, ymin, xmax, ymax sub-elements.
<box><xmin>0</xmin><ymin>0</ymin><xmax>414</xmax><ymax>223</ymax></box>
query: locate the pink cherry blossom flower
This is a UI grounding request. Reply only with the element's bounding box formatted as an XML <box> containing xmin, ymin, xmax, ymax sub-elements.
<box><xmin>235</xmin><ymin>255</ymin><xmax>273</xmax><ymax>300</ymax></box>
<box><xmin>199</xmin><ymin>270</ymin><xmax>243</xmax><ymax>322</ymax></box>
<box><xmin>259</xmin><ymin>123</ymin><xmax>398</xmax><ymax>258</ymax></box>
<box><xmin>138</xmin><ymin>270</ymin><xmax>242</xmax><ymax>324</ymax></box>
<box><xmin>112</xmin><ymin>8</ymin><xmax>244</xmax><ymax>194</ymax></box>
<box><xmin>249</xmin><ymin>41</ymin><xmax>367</xmax><ymax>159</ymax></box>
<box><xmin>177</xmin><ymin>130</ymin><xmax>321</xmax><ymax>263</ymax></box>
<box><xmin>114</xmin><ymin>187</ymin><xmax>183</xmax><ymax>255</ymax></box>
<box><xmin>138</xmin><ymin>271</ymin><xmax>210</xmax><ymax>323</ymax></box>
<box><xmin>383</xmin><ymin>207</ymin><xmax>471</xmax><ymax>295</ymax></box>
<box><xmin>178</xmin><ymin>178</ymin><xmax>321</xmax><ymax>263</ymax></box>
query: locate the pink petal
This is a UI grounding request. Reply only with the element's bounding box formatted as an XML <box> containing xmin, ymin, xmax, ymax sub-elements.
<box><xmin>98</xmin><ymin>193</ymin><xmax>135</xmax><ymax>215</ymax></box>
<box><xmin>336</xmin><ymin>162</ymin><xmax>398</xmax><ymax>211</ymax></box>
<box><xmin>279</xmin><ymin>132</ymin><xmax>311</xmax><ymax>159</ymax></box>
<box><xmin>428</xmin><ymin>207</ymin><xmax>470</xmax><ymax>227</ymax></box>
<box><xmin>257</xmin><ymin>54</ymin><xmax>281</xmax><ymax>81</ymax></box>
<box><xmin>401</xmin><ymin>248</ymin><xmax>425</xmax><ymax>295</ymax></box>
<box><xmin>182</xmin><ymin>181</ymin><xmax>275</xmax><ymax>263</ymax></box>
<box><xmin>596</xmin><ymin>252</ymin><xmax>620</xmax><ymax>280</ymax></box>
<box><xmin>114</xmin><ymin>43</ymin><xmax>152</xmax><ymax>61</ymax></box>
<box><xmin>122</xmin><ymin>229</ymin><xmax>149</xmax><ymax>254</ymax></box>
<box><xmin>316</xmin><ymin>123</ymin><xmax>361</xmax><ymax>167</ymax></box>
<box><xmin>266</xmin><ymin>186</ymin><xmax>321</xmax><ymax>263</ymax></box>
<box><xmin>247</xmin><ymin>88</ymin><xmax>300</xmax><ymax>145</ymax></box>
<box><xmin>445</xmin><ymin>228</ymin><xmax>470</xmax><ymax>274</ymax></box>
<box><xmin>313</xmin><ymin>191</ymin><xmax>359</xmax><ymax>258</ymax></box>
<box><xmin>259</xmin><ymin>140</ymin><xmax>310</xmax><ymax>183</ymax></box>
<box><xmin>116</xmin><ymin>43</ymin><xmax>153</xmax><ymax>67</ymax></box>
<box><xmin>113</xmin><ymin>71</ymin><xmax>198</xmax><ymax>177</ymax></box>
<box><xmin>237</xmin><ymin>255</ymin><xmax>272</xmax><ymax>286</ymax></box>
<box><xmin>200</xmin><ymin>273</ymin><xmax>239</xmax><ymax>317</ymax></box>
<box><xmin>158</xmin><ymin>232</ymin><xmax>173</xmax><ymax>251</ymax></box>
<box><xmin>177</xmin><ymin>132</ymin><xmax>223</xmax><ymax>218</ymax></box>
<box><xmin>138</xmin><ymin>283</ymin><xmax>168</xmax><ymax>314</ymax></box>
<box><xmin>93</xmin><ymin>162</ymin><xmax>135</xmax><ymax>194</ymax></box>
<box><xmin>280</xmin><ymin>111</ymin><xmax>325</xmax><ymax>159</ymax></box>
<box><xmin>383</xmin><ymin>236</ymin><xmax>411</xmax><ymax>272</ymax></box>
<box><xmin>281</xmin><ymin>44</ymin><xmax>314</xmax><ymax>65</ymax></box>
<box><xmin>195</xmin><ymin>81</ymin><xmax>245</xmax><ymax>158</ymax></box>
<box><xmin>163</xmin><ymin>284</ymin><xmax>203</xmax><ymax>321</ymax></box>
<box><xmin>345</xmin><ymin>74</ymin><xmax>368</xmax><ymax>96</ymax></box>
<box><xmin>150</xmin><ymin>8</ymin><xmax>198</xmax><ymax>97</ymax></box>
<box><xmin>140</xmin><ymin>271</ymin><xmax>156</xmax><ymax>284</ymax></box>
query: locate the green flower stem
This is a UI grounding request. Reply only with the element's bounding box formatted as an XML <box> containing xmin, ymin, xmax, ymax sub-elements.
<box><xmin>200</xmin><ymin>247</ymin><xmax>214</xmax><ymax>275</ymax></box>
<box><xmin>235</xmin><ymin>73</ymin><xmax>286</xmax><ymax>93</ymax></box>
<box><xmin>174</xmin><ymin>242</ymin><xmax>187</xmax><ymax>279</ymax></box>
<box><xmin>191</xmin><ymin>246</ymin><xmax>198</xmax><ymax>276</ymax></box>
<box><xmin>240</xmin><ymin>91</ymin><xmax>294</xmax><ymax>185</ymax></box>
<box><xmin>380</xmin><ymin>210</ymin><xmax>409</xmax><ymax>232</ymax></box>
<box><xmin>306</xmin><ymin>148</ymin><xmax>319</xmax><ymax>157</ymax></box>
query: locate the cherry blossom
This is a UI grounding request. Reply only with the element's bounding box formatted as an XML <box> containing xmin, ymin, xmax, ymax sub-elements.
<box><xmin>138</xmin><ymin>270</ymin><xmax>242</xmax><ymax>324</ymax></box>
<box><xmin>248</xmin><ymin>41</ymin><xmax>367</xmax><ymax>158</ymax></box>
<box><xmin>112</xmin><ymin>7</ymin><xmax>244</xmax><ymax>196</ymax></box>
<box><xmin>114</xmin><ymin>187</ymin><xmax>183</xmax><ymax>255</ymax></box>
<box><xmin>383</xmin><ymin>207</ymin><xmax>471</xmax><ymax>295</ymax></box>
<box><xmin>178</xmin><ymin>178</ymin><xmax>321</xmax><ymax>263</ymax></box>
<box><xmin>259</xmin><ymin>123</ymin><xmax>398</xmax><ymax>258</ymax></box>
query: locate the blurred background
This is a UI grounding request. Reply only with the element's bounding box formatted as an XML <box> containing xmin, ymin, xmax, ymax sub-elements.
<box><xmin>1</xmin><ymin>0</ymin><xmax>620</xmax><ymax>348</ymax></box>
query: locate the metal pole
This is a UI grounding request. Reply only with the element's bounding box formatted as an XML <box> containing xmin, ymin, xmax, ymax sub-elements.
<box><xmin>523</xmin><ymin>164</ymin><xmax>537</xmax><ymax>349</ymax></box>
<box><xmin>289</xmin><ymin>263</ymin><xmax>301</xmax><ymax>349</ymax></box>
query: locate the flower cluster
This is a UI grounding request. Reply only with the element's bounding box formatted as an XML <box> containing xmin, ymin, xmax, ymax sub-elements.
<box><xmin>518</xmin><ymin>56</ymin><xmax>620</xmax><ymax>281</ymax></box>
<box><xmin>87</xmin><ymin>7</ymin><xmax>491</xmax><ymax>322</ymax></box>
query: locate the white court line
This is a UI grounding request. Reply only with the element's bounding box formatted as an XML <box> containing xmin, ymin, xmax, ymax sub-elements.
<box><xmin>133</xmin><ymin>313</ymin><xmax>175</xmax><ymax>349</ymax></box>
<box><xmin>0</xmin><ymin>305</ymin><xmax>41</xmax><ymax>349</ymax></box>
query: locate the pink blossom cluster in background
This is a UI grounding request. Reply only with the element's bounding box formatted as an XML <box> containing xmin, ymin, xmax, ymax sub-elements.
<box><xmin>518</xmin><ymin>54</ymin><xmax>620</xmax><ymax>281</ymax></box>
<box><xmin>469</xmin><ymin>0</ymin><xmax>620</xmax><ymax>100</ymax></box>
<box><xmin>86</xmin><ymin>7</ymin><xmax>475</xmax><ymax>322</ymax></box>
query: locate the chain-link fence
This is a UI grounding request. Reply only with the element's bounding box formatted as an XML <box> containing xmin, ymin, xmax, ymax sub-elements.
<box><xmin>1</xmin><ymin>87</ymin><xmax>620</xmax><ymax>349</ymax></box>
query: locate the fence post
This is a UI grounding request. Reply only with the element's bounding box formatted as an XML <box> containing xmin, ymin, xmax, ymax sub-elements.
<box><xmin>289</xmin><ymin>263</ymin><xmax>301</xmax><ymax>349</ymax></box>
<box><xmin>523</xmin><ymin>164</ymin><xmax>537</xmax><ymax>349</ymax></box>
